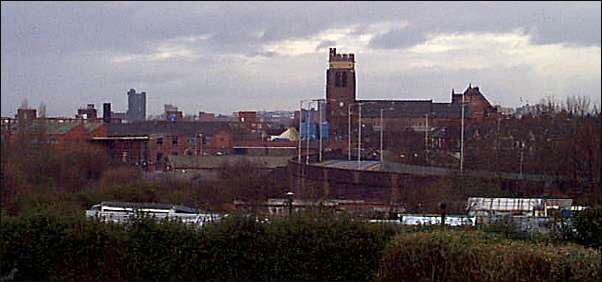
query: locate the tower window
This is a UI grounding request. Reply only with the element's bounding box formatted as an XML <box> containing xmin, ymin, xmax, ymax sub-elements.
<box><xmin>335</xmin><ymin>71</ymin><xmax>348</xmax><ymax>87</ymax></box>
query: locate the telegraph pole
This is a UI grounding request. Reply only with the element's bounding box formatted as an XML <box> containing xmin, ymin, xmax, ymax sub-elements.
<box><xmin>358</xmin><ymin>103</ymin><xmax>362</xmax><ymax>166</ymax></box>
<box><xmin>380</xmin><ymin>108</ymin><xmax>384</xmax><ymax>162</ymax></box>
<box><xmin>520</xmin><ymin>140</ymin><xmax>525</xmax><ymax>179</ymax></box>
<box><xmin>306</xmin><ymin>102</ymin><xmax>311</xmax><ymax>165</ymax></box>
<box><xmin>298</xmin><ymin>100</ymin><xmax>303</xmax><ymax>163</ymax></box>
<box><xmin>348</xmin><ymin>104</ymin><xmax>352</xmax><ymax>161</ymax></box>
<box><xmin>318</xmin><ymin>100</ymin><xmax>323</xmax><ymax>163</ymax></box>
<box><xmin>460</xmin><ymin>93</ymin><xmax>465</xmax><ymax>174</ymax></box>
<box><xmin>495</xmin><ymin>117</ymin><xmax>500</xmax><ymax>176</ymax></box>
<box><xmin>425</xmin><ymin>113</ymin><xmax>429</xmax><ymax>162</ymax></box>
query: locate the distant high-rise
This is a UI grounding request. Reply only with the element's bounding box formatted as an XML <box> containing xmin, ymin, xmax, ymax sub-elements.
<box><xmin>103</xmin><ymin>103</ymin><xmax>112</xmax><ymax>123</ymax></box>
<box><xmin>126</xmin><ymin>88</ymin><xmax>146</xmax><ymax>122</ymax></box>
<box><xmin>76</xmin><ymin>104</ymin><xmax>97</xmax><ymax>120</ymax></box>
<box><xmin>164</xmin><ymin>104</ymin><xmax>182</xmax><ymax>122</ymax></box>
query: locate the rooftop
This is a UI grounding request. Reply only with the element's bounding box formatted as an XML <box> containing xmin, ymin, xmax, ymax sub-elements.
<box><xmin>313</xmin><ymin>160</ymin><xmax>559</xmax><ymax>182</ymax></box>
<box><xmin>107</xmin><ymin>121</ymin><xmax>235</xmax><ymax>137</ymax></box>
<box><xmin>99</xmin><ymin>201</ymin><xmax>198</xmax><ymax>213</ymax></box>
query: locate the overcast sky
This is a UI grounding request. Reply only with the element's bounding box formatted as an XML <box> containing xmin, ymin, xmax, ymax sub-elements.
<box><xmin>2</xmin><ymin>1</ymin><xmax>600</xmax><ymax>117</ymax></box>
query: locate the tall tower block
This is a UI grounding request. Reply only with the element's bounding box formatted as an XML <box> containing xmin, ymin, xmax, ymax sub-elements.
<box><xmin>326</xmin><ymin>48</ymin><xmax>356</xmax><ymax>141</ymax></box>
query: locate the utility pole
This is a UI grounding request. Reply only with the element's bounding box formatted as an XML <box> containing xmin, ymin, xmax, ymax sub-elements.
<box><xmin>495</xmin><ymin>117</ymin><xmax>500</xmax><ymax>176</ymax></box>
<box><xmin>286</xmin><ymin>191</ymin><xmax>294</xmax><ymax>216</ymax></box>
<box><xmin>520</xmin><ymin>140</ymin><xmax>525</xmax><ymax>178</ymax></box>
<box><xmin>380</xmin><ymin>108</ymin><xmax>384</xmax><ymax>162</ymax></box>
<box><xmin>460</xmin><ymin>92</ymin><xmax>465</xmax><ymax>174</ymax></box>
<box><xmin>298</xmin><ymin>100</ymin><xmax>303</xmax><ymax>163</ymax></box>
<box><xmin>199</xmin><ymin>134</ymin><xmax>203</xmax><ymax>157</ymax></box>
<box><xmin>306</xmin><ymin>102</ymin><xmax>311</xmax><ymax>165</ymax></box>
<box><xmin>358</xmin><ymin>103</ymin><xmax>362</xmax><ymax>166</ymax></box>
<box><xmin>348</xmin><ymin>104</ymin><xmax>352</xmax><ymax>161</ymax></box>
<box><xmin>318</xmin><ymin>100</ymin><xmax>323</xmax><ymax>163</ymax></box>
<box><xmin>425</xmin><ymin>113</ymin><xmax>429</xmax><ymax>162</ymax></box>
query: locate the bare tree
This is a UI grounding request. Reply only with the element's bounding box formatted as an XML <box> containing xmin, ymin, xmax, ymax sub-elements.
<box><xmin>563</xmin><ymin>95</ymin><xmax>591</xmax><ymax>116</ymax></box>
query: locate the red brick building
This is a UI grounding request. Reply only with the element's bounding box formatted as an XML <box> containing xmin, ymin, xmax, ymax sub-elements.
<box><xmin>451</xmin><ymin>85</ymin><xmax>499</xmax><ymax>121</ymax></box>
<box><xmin>198</xmin><ymin>111</ymin><xmax>216</xmax><ymax>122</ymax></box>
<box><xmin>1</xmin><ymin>111</ymin><xmax>106</xmax><ymax>146</ymax></box>
<box><xmin>76</xmin><ymin>104</ymin><xmax>98</xmax><ymax>120</ymax></box>
<box><xmin>324</xmin><ymin>48</ymin><xmax>499</xmax><ymax>151</ymax></box>
<box><xmin>238</xmin><ymin>111</ymin><xmax>260</xmax><ymax>131</ymax></box>
<box><xmin>91</xmin><ymin>121</ymin><xmax>238</xmax><ymax>170</ymax></box>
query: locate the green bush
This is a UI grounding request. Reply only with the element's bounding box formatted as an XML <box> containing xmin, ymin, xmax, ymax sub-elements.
<box><xmin>379</xmin><ymin>230</ymin><xmax>601</xmax><ymax>282</ymax></box>
<box><xmin>572</xmin><ymin>207</ymin><xmax>602</xmax><ymax>249</ymax></box>
<box><xmin>193</xmin><ymin>212</ymin><xmax>392</xmax><ymax>281</ymax></box>
<box><xmin>0</xmin><ymin>212</ymin><xmax>394</xmax><ymax>281</ymax></box>
<box><xmin>3</xmin><ymin>213</ymin><xmax>599</xmax><ymax>281</ymax></box>
<box><xmin>0</xmin><ymin>213</ymin><xmax>79</xmax><ymax>280</ymax></box>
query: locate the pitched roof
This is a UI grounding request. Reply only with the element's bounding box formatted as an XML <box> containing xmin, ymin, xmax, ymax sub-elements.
<box><xmin>168</xmin><ymin>155</ymin><xmax>291</xmax><ymax>169</ymax></box>
<box><xmin>107</xmin><ymin>121</ymin><xmax>235</xmax><ymax>137</ymax></box>
<box><xmin>356</xmin><ymin>100</ymin><xmax>468</xmax><ymax>119</ymax></box>
<box><xmin>432</xmin><ymin>103</ymin><xmax>468</xmax><ymax>118</ymax></box>
<box><xmin>358</xmin><ymin>100</ymin><xmax>433</xmax><ymax>118</ymax></box>
<box><xmin>21</xmin><ymin>121</ymin><xmax>80</xmax><ymax>135</ymax></box>
<box><xmin>100</xmin><ymin>201</ymin><xmax>198</xmax><ymax>213</ymax></box>
<box><xmin>82</xmin><ymin>122</ymin><xmax>104</xmax><ymax>133</ymax></box>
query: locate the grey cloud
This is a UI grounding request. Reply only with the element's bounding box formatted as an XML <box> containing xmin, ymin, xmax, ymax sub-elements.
<box><xmin>246</xmin><ymin>51</ymin><xmax>278</xmax><ymax>58</ymax></box>
<box><xmin>1</xmin><ymin>2</ymin><xmax>600</xmax><ymax>117</ymax></box>
<box><xmin>2</xmin><ymin>2</ymin><xmax>600</xmax><ymax>58</ymax></box>
<box><xmin>316</xmin><ymin>40</ymin><xmax>337</xmax><ymax>51</ymax></box>
<box><xmin>368</xmin><ymin>29</ymin><xmax>426</xmax><ymax>49</ymax></box>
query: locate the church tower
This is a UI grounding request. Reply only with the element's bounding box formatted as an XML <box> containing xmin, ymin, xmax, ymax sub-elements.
<box><xmin>326</xmin><ymin>48</ymin><xmax>356</xmax><ymax>141</ymax></box>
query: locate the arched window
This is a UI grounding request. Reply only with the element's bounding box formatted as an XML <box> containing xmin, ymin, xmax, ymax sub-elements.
<box><xmin>335</xmin><ymin>72</ymin><xmax>343</xmax><ymax>87</ymax></box>
<box><xmin>335</xmin><ymin>71</ymin><xmax>348</xmax><ymax>87</ymax></box>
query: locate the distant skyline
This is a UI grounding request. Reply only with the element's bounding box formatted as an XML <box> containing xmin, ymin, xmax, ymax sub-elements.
<box><xmin>2</xmin><ymin>1</ymin><xmax>600</xmax><ymax>117</ymax></box>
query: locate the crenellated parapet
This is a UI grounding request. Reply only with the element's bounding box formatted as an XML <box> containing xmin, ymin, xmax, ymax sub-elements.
<box><xmin>329</xmin><ymin>48</ymin><xmax>355</xmax><ymax>69</ymax></box>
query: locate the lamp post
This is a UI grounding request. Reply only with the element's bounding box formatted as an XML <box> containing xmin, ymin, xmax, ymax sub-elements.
<box><xmin>306</xmin><ymin>104</ymin><xmax>310</xmax><ymax>165</ymax></box>
<box><xmin>519</xmin><ymin>140</ymin><xmax>525</xmax><ymax>178</ymax></box>
<box><xmin>424</xmin><ymin>113</ymin><xmax>429</xmax><ymax>162</ymax></box>
<box><xmin>355</xmin><ymin>101</ymin><xmax>378</xmax><ymax>166</ymax></box>
<box><xmin>460</xmin><ymin>92</ymin><xmax>465</xmax><ymax>174</ymax></box>
<box><xmin>298</xmin><ymin>100</ymin><xmax>310</xmax><ymax>194</ymax></box>
<box><xmin>318</xmin><ymin>99</ymin><xmax>323</xmax><ymax>163</ymax></box>
<box><xmin>310</xmin><ymin>99</ymin><xmax>326</xmax><ymax>163</ymax></box>
<box><xmin>379</xmin><ymin>107</ymin><xmax>395</xmax><ymax>162</ymax></box>
<box><xmin>298</xmin><ymin>99</ymin><xmax>324</xmax><ymax>164</ymax></box>
<box><xmin>348</xmin><ymin>103</ymin><xmax>353</xmax><ymax>161</ymax></box>
<box><xmin>298</xmin><ymin>100</ymin><xmax>304</xmax><ymax>163</ymax></box>
<box><xmin>286</xmin><ymin>191</ymin><xmax>294</xmax><ymax>216</ymax></box>
<box><xmin>344</xmin><ymin>101</ymin><xmax>381</xmax><ymax>166</ymax></box>
<box><xmin>380</xmin><ymin>108</ymin><xmax>384</xmax><ymax>162</ymax></box>
<box><xmin>199</xmin><ymin>133</ymin><xmax>204</xmax><ymax>157</ymax></box>
<box><xmin>439</xmin><ymin>202</ymin><xmax>447</xmax><ymax>228</ymax></box>
<box><xmin>358</xmin><ymin>102</ymin><xmax>362</xmax><ymax>166</ymax></box>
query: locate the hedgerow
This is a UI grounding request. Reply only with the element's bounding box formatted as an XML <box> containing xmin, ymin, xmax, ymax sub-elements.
<box><xmin>1</xmin><ymin>213</ymin><xmax>599</xmax><ymax>281</ymax></box>
<box><xmin>379</xmin><ymin>230</ymin><xmax>600</xmax><ymax>282</ymax></box>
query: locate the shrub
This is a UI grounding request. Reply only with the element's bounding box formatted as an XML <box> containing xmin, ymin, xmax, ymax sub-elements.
<box><xmin>0</xmin><ymin>212</ymin><xmax>394</xmax><ymax>281</ymax></box>
<box><xmin>196</xmin><ymin>212</ymin><xmax>392</xmax><ymax>281</ymax></box>
<box><xmin>0</xmin><ymin>213</ymin><xmax>78</xmax><ymax>280</ymax></box>
<box><xmin>379</xmin><ymin>230</ymin><xmax>601</xmax><ymax>282</ymax></box>
<box><xmin>572</xmin><ymin>207</ymin><xmax>602</xmax><ymax>249</ymax></box>
<box><xmin>4</xmin><ymin>213</ymin><xmax>598</xmax><ymax>281</ymax></box>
